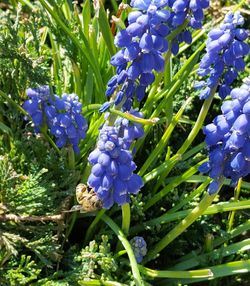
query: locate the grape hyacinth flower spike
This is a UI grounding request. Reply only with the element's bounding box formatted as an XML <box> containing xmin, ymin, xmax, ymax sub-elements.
<box><xmin>101</xmin><ymin>0</ymin><xmax>210</xmax><ymax>112</ymax></box>
<box><xmin>199</xmin><ymin>78</ymin><xmax>250</xmax><ymax>194</ymax></box>
<box><xmin>195</xmin><ymin>11</ymin><xmax>249</xmax><ymax>100</ymax></box>
<box><xmin>87</xmin><ymin>123</ymin><xmax>144</xmax><ymax>209</ymax></box>
<box><xmin>23</xmin><ymin>86</ymin><xmax>88</xmax><ymax>154</ymax></box>
<box><xmin>130</xmin><ymin>236</ymin><xmax>147</xmax><ymax>263</ymax></box>
<box><xmin>104</xmin><ymin>0</ymin><xmax>170</xmax><ymax>111</ymax></box>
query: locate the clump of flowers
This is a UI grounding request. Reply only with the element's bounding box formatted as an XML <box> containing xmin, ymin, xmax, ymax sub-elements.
<box><xmin>106</xmin><ymin>0</ymin><xmax>170</xmax><ymax>111</ymax></box>
<box><xmin>195</xmin><ymin>11</ymin><xmax>249</xmax><ymax>99</ymax></box>
<box><xmin>104</xmin><ymin>0</ymin><xmax>210</xmax><ymax>111</ymax></box>
<box><xmin>199</xmin><ymin>78</ymin><xmax>250</xmax><ymax>194</ymax></box>
<box><xmin>115</xmin><ymin>109</ymin><xmax>144</xmax><ymax>149</ymax></box>
<box><xmin>87</xmin><ymin>124</ymin><xmax>144</xmax><ymax>209</ymax></box>
<box><xmin>168</xmin><ymin>0</ymin><xmax>210</xmax><ymax>54</ymax></box>
<box><xmin>130</xmin><ymin>236</ymin><xmax>147</xmax><ymax>263</ymax></box>
<box><xmin>23</xmin><ymin>86</ymin><xmax>88</xmax><ymax>154</ymax></box>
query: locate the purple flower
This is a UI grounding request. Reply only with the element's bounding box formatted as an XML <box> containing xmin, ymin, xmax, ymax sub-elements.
<box><xmin>199</xmin><ymin>78</ymin><xmax>250</xmax><ymax>193</ymax></box>
<box><xmin>102</xmin><ymin>0</ymin><xmax>210</xmax><ymax>111</ymax></box>
<box><xmin>23</xmin><ymin>86</ymin><xmax>88</xmax><ymax>154</ymax></box>
<box><xmin>195</xmin><ymin>12</ymin><xmax>249</xmax><ymax>100</ymax></box>
<box><xmin>87</xmin><ymin>124</ymin><xmax>144</xmax><ymax>209</ymax></box>
<box><xmin>130</xmin><ymin>236</ymin><xmax>147</xmax><ymax>263</ymax></box>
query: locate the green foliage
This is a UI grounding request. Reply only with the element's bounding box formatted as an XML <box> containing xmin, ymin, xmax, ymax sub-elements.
<box><xmin>0</xmin><ymin>4</ymin><xmax>49</xmax><ymax>95</ymax></box>
<box><xmin>75</xmin><ymin>235</ymin><xmax>118</xmax><ymax>281</ymax></box>
<box><xmin>1</xmin><ymin>255</ymin><xmax>41</xmax><ymax>286</ymax></box>
<box><xmin>0</xmin><ymin>0</ymin><xmax>250</xmax><ymax>285</ymax></box>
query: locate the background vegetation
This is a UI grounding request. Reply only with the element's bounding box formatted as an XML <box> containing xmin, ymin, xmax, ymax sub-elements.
<box><xmin>0</xmin><ymin>0</ymin><xmax>249</xmax><ymax>285</ymax></box>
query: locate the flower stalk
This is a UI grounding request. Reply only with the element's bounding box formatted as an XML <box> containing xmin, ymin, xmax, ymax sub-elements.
<box><xmin>144</xmin><ymin>187</ymin><xmax>222</xmax><ymax>264</ymax></box>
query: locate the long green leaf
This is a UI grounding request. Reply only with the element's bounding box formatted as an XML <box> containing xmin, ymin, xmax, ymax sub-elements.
<box><xmin>173</xmin><ymin>239</ymin><xmax>250</xmax><ymax>270</ymax></box>
<box><xmin>170</xmin><ymin>259</ymin><xmax>250</xmax><ymax>284</ymax></box>
<box><xmin>98</xmin><ymin>2</ymin><xmax>116</xmax><ymax>56</ymax></box>
<box><xmin>130</xmin><ymin>200</ymin><xmax>250</xmax><ymax>235</ymax></box>
<box><xmin>39</xmin><ymin>0</ymin><xmax>105</xmax><ymax>94</ymax></box>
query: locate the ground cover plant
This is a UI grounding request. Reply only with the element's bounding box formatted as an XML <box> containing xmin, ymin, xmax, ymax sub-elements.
<box><xmin>0</xmin><ymin>0</ymin><xmax>250</xmax><ymax>285</ymax></box>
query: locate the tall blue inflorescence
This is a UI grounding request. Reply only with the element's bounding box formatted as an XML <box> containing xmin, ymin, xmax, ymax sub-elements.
<box><xmin>23</xmin><ymin>86</ymin><xmax>88</xmax><ymax>154</ymax></box>
<box><xmin>199</xmin><ymin>78</ymin><xmax>250</xmax><ymax>194</ymax></box>
<box><xmin>195</xmin><ymin>11</ymin><xmax>249</xmax><ymax>100</ymax></box>
<box><xmin>104</xmin><ymin>0</ymin><xmax>210</xmax><ymax>111</ymax></box>
<box><xmin>130</xmin><ymin>236</ymin><xmax>147</xmax><ymax>263</ymax></box>
<box><xmin>87</xmin><ymin>117</ymin><xmax>144</xmax><ymax>209</ymax></box>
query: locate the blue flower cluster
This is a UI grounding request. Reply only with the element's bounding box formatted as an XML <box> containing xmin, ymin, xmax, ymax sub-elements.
<box><xmin>106</xmin><ymin>0</ymin><xmax>170</xmax><ymax>111</ymax></box>
<box><xmin>130</xmin><ymin>236</ymin><xmax>147</xmax><ymax>263</ymax></box>
<box><xmin>168</xmin><ymin>0</ymin><xmax>210</xmax><ymax>54</ymax></box>
<box><xmin>87</xmin><ymin>125</ymin><xmax>144</xmax><ymax>209</ymax></box>
<box><xmin>199</xmin><ymin>78</ymin><xmax>250</xmax><ymax>194</ymax></box>
<box><xmin>104</xmin><ymin>0</ymin><xmax>210</xmax><ymax>111</ymax></box>
<box><xmin>23</xmin><ymin>86</ymin><xmax>88</xmax><ymax>154</ymax></box>
<box><xmin>195</xmin><ymin>11</ymin><xmax>249</xmax><ymax>100</ymax></box>
<box><xmin>115</xmin><ymin>109</ymin><xmax>144</xmax><ymax>149</ymax></box>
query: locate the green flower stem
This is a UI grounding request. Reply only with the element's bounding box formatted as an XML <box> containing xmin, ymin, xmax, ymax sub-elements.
<box><xmin>115</xmin><ymin>197</ymin><xmax>131</xmax><ymax>251</ymax></box>
<box><xmin>82</xmin><ymin>104</ymin><xmax>158</xmax><ymax>125</ymax></box>
<box><xmin>177</xmin><ymin>87</ymin><xmax>216</xmax><ymax>156</ymax></box>
<box><xmin>167</xmin><ymin>19</ymin><xmax>189</xmax><ymax>42</ymax></box>
<box><xmin>40</xmin><ymin>130</ymin><xmax>61</xmax><ymax>155</ymax></box>
<box><xmin>138</xmin><ymin>265</ymin><xmax>212</xmax><ymax>279</ymax></box>
<box><xmin>84</xmin><ymin>209</ymin><xmax>106</xmax><ymax>244</ymax></box>
<box><xmin>138</xmin><ymin>97</ymin><xmax>192</xmax><ymax>177</ymax></box>
<box><xmin>67</xmin><ymin>146</ymin><xmax>75</xmax><ymax>169</ymax></box>
<box><xmin>144</xmin><ymin>159</ymin><xmax>207</xmax><ymax>211</ymax></box>
<box><xmin>164</xmin><ymin>49</ymin><xmax>173</xmax><ymax>124</ymax></box>
<box><xmin>144</xmin><ymin>189</ymin><xmax>221</xmax><ymax>264</ymax></box>
<box><xmin>130</xmin><ymin>198</ymin><xmax>250</xmax><ymax>235</ymax></box>
<box><xmin>121</xmin><ymin>203</ymin><xmax>130</xmax><ymax>236</ymax></box>
<box><xmin>101</xmin><ymin>214</ymin><xmax>144</xmax><ymax>286</ymax></box>
<box><xmin>143</xmin><ymin>154</ymin><xmax>181</xmax><ymax>184</ymax></box>
<box><xmin>227</xmin><ymin>177</ymin><xmax>242</xmax><ymax>232</ymax></box>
